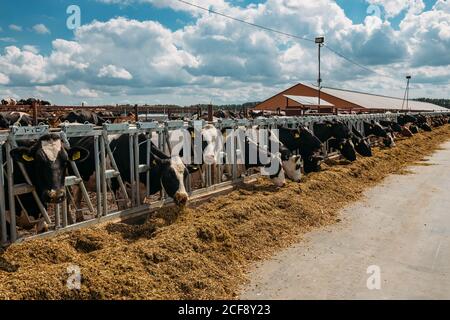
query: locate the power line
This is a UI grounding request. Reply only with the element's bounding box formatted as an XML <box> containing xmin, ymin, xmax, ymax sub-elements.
<box><xmin>323</xmin><ymin>44</ymin><xmax>384</xmax><ymax>76</ymax></box>
<box><xmin>175</xmin><ymin>0</ymin><xmax>383</xmax><ymax>76</ymax></box>
<box><xmin>176</xmin><ymin>0</ymin><xmax>315</xmax><ymax>43</ymax></box>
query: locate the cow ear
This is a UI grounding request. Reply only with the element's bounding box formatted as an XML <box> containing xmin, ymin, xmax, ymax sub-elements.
<box><xmin>68</xmin><ymin>146</ymin><xmax>89</xmax><ymax>162</ymax></box>
<box><xmin>151</xmin><ymin>154</ymin><xmax>163</xmax><ymax>166</ymax></box>
<box><xmin>10</xmin><ymin>147</ymin><xmax>34</xmax><ymax>163</ymax></box>
<box><xmin>186</xmin><ymin>164</ymin><xmax>200</xmax><ymax>173</ymax></box>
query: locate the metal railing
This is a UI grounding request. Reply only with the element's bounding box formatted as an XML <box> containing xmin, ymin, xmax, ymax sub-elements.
<box><xmin>1</xmin><ymin>111</ymin><xmax>448</xmax><ymax>246</ymax></box>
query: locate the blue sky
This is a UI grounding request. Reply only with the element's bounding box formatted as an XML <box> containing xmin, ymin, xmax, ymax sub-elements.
<box><xmin>0</xmin><ymin>0</ymin><xmax>449</xmax><ymax>104</ymax></box>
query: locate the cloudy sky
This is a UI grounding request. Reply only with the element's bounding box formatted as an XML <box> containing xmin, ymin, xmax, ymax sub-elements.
<box><xmin>0</xmin><ymin>0</ymin><xmax>449</xmax><ymax>105</ymax></box>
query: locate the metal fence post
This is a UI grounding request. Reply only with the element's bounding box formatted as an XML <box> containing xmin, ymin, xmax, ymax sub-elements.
<box><xmin>93</xmin><ymin>135</ymin><xmax>102</xmax><ymax>217</ymax></box>
<box><xmin>100</xmin><ymin>135</ymin><xmax>108</xmax><ymax>216</ymax></box>
<box><xmin>0</xmin><ymin>143</ymin><xmax>7</xmax><ymax>245</ymax></box>
<box><xmin>133</xmin><ymin>132</ymin><xmax>141</xmax><ymax>205</ymax></box>
<box><xmin>5</xmin><ymin>142</ymin><xmax>17</xmax><ymax>242</ymax></box>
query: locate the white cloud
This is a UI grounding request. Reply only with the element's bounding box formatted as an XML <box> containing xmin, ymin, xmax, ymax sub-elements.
<box><xmin>23</xmin><ymin>45</ymin><xmax>39</xmax><ymax>54</ymax></box>
<box><xmin>0</xmin><ymin>37</ymin><xmax>17</xmax><ymax>43</ymax></box>
<box><xmin>98</xmin><ymin>64</ymin><xmax>133</xmax><ymax>80</ymax></box>
<box><xmin>1</xmin><ymin>0</ymin><xmax>449</xmax><ymax>104</ymax></box>
<box><xmin>36</xmin><ymin>85</ymin><xmax>72</xmax><ymax>95</ymax></box>
<box><xmin>76</xmin><ymin>88</ymin><xmax>100</xmax><ymax>98</ymax></box>
<box><xmin>33</xmin><ymin>24</ymin><xmax>51</xmax><ymax>35</ymax></box>
<box><xmin>9</xmin><ymin>24</ymin><xmax>22</xmax><ymax>32</ymax></box>
<box><xmin>366</xmin><ymin>0</ymin><xmax>425</xmax><ymax>18</ymax></box>
<box><xmin>0</xmin><ymin>72</ymin><xmax>10</xmax><ymax>85</ymax></box>
<box><xmin>400</xmin><ymin>0</ymin><xmax>450</xmax><ymax>67</ymax></box>
<box><xmin>0</xmin><ymin>46</ymin><xmax>53</xmax><ymax>85</ymax></box>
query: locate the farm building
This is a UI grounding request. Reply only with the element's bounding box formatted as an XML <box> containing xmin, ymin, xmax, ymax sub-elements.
<box><xmin>254</xmin><ymin>83</ymin><xmax>448</xmax><ymax>114</ymax></box>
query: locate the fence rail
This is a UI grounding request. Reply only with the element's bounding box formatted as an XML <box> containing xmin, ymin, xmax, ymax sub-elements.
<box><xmin>1</xmin><ymin>111</ymin><xmax>449</xmax><ymax>246</ymax></box>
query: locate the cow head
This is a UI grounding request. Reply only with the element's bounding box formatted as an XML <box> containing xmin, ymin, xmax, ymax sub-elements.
<box><xmin>10</xmin><ymin>134</ymin><xmax>89</xmax><ymax>204</ymax></box>
<box><xmin>281</xmin><ymin>153</ymin><xmax>302</xmax><ymax>182</ymax></box>
<box><xmin>390</xmin><ymin>122</ymin><xmax>402</xmax><ymax>133</ymax></box>
<box><xmin>352</xmin><ymin>136</ymin><xmax>372</xmax><ymax>157</ymax></box>
<box><xmin>329</xmin><ymin>138</ymin><xmax>356</xmax><ymax>162</ymax></box>
<box><xmin>409</xmin><ymin>125</ymin><xmax>419</xmax><ymax>134</ymax></box>
<box><xmin>367</xmin><ymin>122</ymin><xmax>388</xmax><ymax>138</ymax></box>
<box><xmin>152</xmin><ymin>155</ymin><xmax>189</xmax><ymax>206</ymax></box>
<box><xmin>419</xmin><ymin>122</ymin><xmax>432</xmax><ymax>132</ymax></box>
<box><xmin>383</xmin><ymin>132</ymin><xmax>396</xmax><ymax>148</ymax></box>
<box><xmin>401</xmin><ymin>126</ymin><xmax>413</xmax><ymax>137</ymax></box>
<box><xmin>303</xmin><ymin>154</ymin><xmax>323</xmax><ymax>173</ymax></box>
<box><xmin>264</xmin><ymin>153</ymin><xmax>286</xmax><ymax>187</ymax></box>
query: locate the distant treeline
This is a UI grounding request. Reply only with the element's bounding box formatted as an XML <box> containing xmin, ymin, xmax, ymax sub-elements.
<box><xmin>138</xmin><ymin>102</ymin><xmax>260</xmax><ymax>110</ymax></box>
<box><xmin>414</xmin><ymin>98</ymin><xmax>450</xmax><ymax>109</ymax></box>
<box><xmin>187</xmin><ymin>102</ymin><xmax>260</xmax><ymax>109</ymax></box>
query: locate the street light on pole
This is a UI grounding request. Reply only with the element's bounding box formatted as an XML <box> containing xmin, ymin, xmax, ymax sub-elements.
<box><xmin>401</xmin><ymin>75</ymin><xmax>412</xmax><ymax>112</ymax></box>
<box><xmin>406</xmin><ymin>75</ymin><xmax>411</xmax><ymax>111</ymax></box>
<box><xmin>315</xmin><ymin>36</ymin><xmax>325</xmax><ymax>113</ymax></box>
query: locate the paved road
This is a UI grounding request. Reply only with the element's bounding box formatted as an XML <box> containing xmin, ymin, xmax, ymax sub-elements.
<box><xmin>241</xmin><ymin>141</ymin><xmax>450</xmax><ymax>300</ymax></box>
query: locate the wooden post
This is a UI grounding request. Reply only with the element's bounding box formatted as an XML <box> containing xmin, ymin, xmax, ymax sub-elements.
<box><xmin>207</xmin><ymin>104</ymin><xmax>213</xmax><ymax>122</ymax></box>
<box><xmin>134</xmin><ymin>104</ymin><xmax>138</xmax><ymax>122</ymax></box>
<box><xmin>32</xmin><ymin>101</ymin><xmax>38</xmax><ymax>125</ymax></box>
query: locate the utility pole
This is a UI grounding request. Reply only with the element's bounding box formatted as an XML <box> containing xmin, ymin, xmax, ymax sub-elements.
<box><xmin>401</xmin><ymin>75</ymin><xmax>412</xmax><ymax>112</ymax></box>
<box><xmin>315</xmin><ymin>36</ymin><xmax>325</xmax><ymax>113</ymax></box>
<box><xmin>406</xmin><ymin>75</ymin><xmax>411</xmax><ymax>112</ymax></box>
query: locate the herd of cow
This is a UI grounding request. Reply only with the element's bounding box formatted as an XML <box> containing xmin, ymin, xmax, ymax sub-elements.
<box><xmin>1</xmin><ymin>109</ymin><xmax>449</xmax><ymax>241</ymax></box>
<box><xmin>1</xmin><ymin>98</ymin><xmax>51</xmax><ymax>107</ymax></box>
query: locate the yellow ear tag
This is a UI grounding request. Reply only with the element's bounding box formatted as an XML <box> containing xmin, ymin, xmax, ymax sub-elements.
<box><xmin>294</xmin><ymin>133</ymin><xmax>300</xmax><ymax>139</ymax></box>
<box><xmin>191</xmin><ymin>132</ymin><xmax>195</xmax><ymax>138</ymax></box>
<box><xmin>22</xmin><ymin>154</ymin><xmax>34</xmax><ymax>162</ymax></box>
<box><xmin>71</xmin><ymin>151</ymin><xmax>81</xmax><ymax>161</ymax></box>
<box><xmin>152</xmin><ymin>160</ymin><xmax>157</xmax><ymax>166</ymax></box>
<box><xmin>340</xmin><ymin>145</ymin><xmax>343</xmax><ymax>150</ymax></box>
<box><xmin>327</xmin><ymin>124</ymin><xmax>332</xmax><ymax>128</ymax></box>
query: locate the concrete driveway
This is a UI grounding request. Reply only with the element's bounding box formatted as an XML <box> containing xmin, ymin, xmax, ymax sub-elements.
<box><xmin>241</xmin><ymin>141</ymin><xmax>450</xmax><ymax>300</ymax></box>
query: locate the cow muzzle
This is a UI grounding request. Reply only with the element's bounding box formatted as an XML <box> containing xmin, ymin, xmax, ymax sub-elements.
<box><xmin>44</xmin><ymin>189</ymin><xmax>66</xmax><ymax>203</ymax></box>
<box><xmin>174</xmin><ymin>191</ymin><xmax>188</xmax><ymax>207</ymax></box>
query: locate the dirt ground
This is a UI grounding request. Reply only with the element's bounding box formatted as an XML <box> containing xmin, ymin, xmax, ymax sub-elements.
<box><xmin>242</xmin><ymin>139</ymin><xmax>450</xmax><ymax>299</ymax></box>
<box><xmin>0</xmin><ymin>125</ymin><xmax>449</xmax><ymax>300</ymax></box>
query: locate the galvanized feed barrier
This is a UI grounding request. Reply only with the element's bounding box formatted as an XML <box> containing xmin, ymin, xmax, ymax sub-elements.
<box><xmin>0</xmin><ymin>111</ymin><xmax>449</xmax><ymax>246</ymax></box>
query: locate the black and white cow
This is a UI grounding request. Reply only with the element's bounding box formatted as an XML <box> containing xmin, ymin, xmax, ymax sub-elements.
<box><xmin>397</xmin><ymin>114</ymin><xmax>417</xmax><ymax>126</ymax></box>
<box><xmin>0</xmin><ymin>112</ymin><xmax>33</xmax><ymax>129</ymax></box>
<box><xmin>111</xmin><ymin>134</ymin><xmax>190</xmax><ymax>206</ymax></box>
<box><xmin>60</xmin><ymin>110</ymin><xmax>106</xmax><ymax>126</ymax></box>
<box><xmin>351</xmin><ymin>126</ymin><xmax>372</xmax><ymax>157</ymax></box>
<box><xmin>409</xmin><ymin>125</ymin><xmax>419</xmax><ymax>134</ymax></box>
<box><xmin>3</xmin><ymin>134</ymin><xmax>89</xmax><ymax>235</ymax></box>
<box><xmin>379</xmin><ymin>120</ymin><xmax>402</xmax><ymax>134</ymax></box>
<box><xmin>1</xmin><ymin>98</ymin><xmax>16</xmax><ymax>106</ymax></box>
<box><xmin>415</xmin><ymin>114</ymin><xmax>432</xmax><ymax>132</ymax></box>
<box><xmin>267</xmin><ymin>131</ymin><xmax>302</xmax><ymax>182</ymax></box>
<box><xmin>313</xmin><ymin>121</ymin><xmax>357</xmax><ymax>161</ymax></box>
<box><xmin>277</xmin><ymin>126</ymin><xmax>324</xmax><ymax>173</ymax></box>
<box><xmin>363</xmin><ymin>121</ymin><xmax>396</xmax><ymax>147</ymax></box>
<box><xmin>241</xmin><ymin>136</ymin><xmax>286</xmax><ymax>187</ymax></box>
<box><xmin>69</xmin><ymin>133</ymin><xmax>191</xmax><ymax>217</ymax></box>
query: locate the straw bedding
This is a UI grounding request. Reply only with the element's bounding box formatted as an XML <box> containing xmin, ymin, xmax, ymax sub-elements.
<box><xmin>0</xmin><ymin>125</ymin><xmax>449</xmax><ymax>300</ymax></box>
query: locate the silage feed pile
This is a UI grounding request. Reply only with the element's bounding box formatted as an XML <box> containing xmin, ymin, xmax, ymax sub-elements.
<box><xmin>1</xmin><ymin>126</ymin><xmax>450</xmax><ymax>300</ymax></box>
